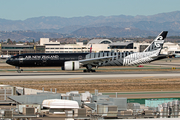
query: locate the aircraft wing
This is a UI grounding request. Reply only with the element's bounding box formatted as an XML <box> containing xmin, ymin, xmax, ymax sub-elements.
<box><xmin>151</xmin><ymin>54</ymin><xmax>169</xmax><ymax>60</ymax></box>
<box><xmin>79</xmin><ymin>56</ymin><xmax>114</xmax><ymax>66</ymax></box>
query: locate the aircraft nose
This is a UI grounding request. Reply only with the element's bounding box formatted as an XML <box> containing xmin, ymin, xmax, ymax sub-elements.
<box><xmin>6</xmin><ymin>60</ymin><xmax>11</xmax><ymax>65</ymax></box>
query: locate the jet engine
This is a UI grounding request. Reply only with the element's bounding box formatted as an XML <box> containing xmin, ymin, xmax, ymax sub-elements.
<box><xmin>63</xmin><ymin>61</ymin><xmax>80</xmax><ymax>71</ymax></box>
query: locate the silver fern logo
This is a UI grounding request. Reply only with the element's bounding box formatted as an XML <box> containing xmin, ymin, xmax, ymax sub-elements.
<box><xmin>154</xmin><ymin>36</ymin><xmax>164</xmax><ymax>47</ymax></box>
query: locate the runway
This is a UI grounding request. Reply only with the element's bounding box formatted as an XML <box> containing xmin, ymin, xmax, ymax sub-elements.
<box><xmin>1</xmin><ymin>71</ymin><xmax>180</xmax><ymax>99</ymax></box>
<box><xmin>0</xmin><ymin>71</ymin><xmax>180</xmax><ymax>81</ymax></box>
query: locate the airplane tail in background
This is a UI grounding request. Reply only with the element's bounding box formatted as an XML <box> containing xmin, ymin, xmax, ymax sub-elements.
<box><xmin>143</xmin><ymin>31</ymin><xmax>168</xmax><ymax>53</ymax></box>
<box><xmin>90</xmin><ymin>44</ymin><xmax>92</xmax><ymax>53</ymax></box>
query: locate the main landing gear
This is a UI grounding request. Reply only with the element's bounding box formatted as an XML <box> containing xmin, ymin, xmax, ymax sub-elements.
<box><xmin>83</xmin><ymin>69</ymin><xmax>96</xmax><ymax>72</ymax></box>
<box><xmin>16</xmin><ymin>66</ymin><xmax>23</xmax><ymax>73</ymax></box>
<box><xmin>83</xmin><ymin>64</ymin><xmax>96</xmax><ymax>72</ymax></box>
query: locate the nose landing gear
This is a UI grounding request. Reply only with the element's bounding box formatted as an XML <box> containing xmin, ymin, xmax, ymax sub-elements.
<box><xmin>16</xmin><ymin>66</ymin><xmax>23</xmax><ymax>73</ymax></box>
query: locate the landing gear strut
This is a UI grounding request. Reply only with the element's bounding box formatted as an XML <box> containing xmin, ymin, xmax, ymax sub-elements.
<box><xmin>83</xmin><ymin>69</ymin><xmax>96</xmax><ymax>72</ymax></box>
<box><xmin>83</xmin><ymin>64</ymin><xmax>96</xmax><ymax>72</ymax></box>
<box><xmin>16</xmin><ymin>66</ymin><xmax>23</xmax><ymax>73</ymax></box>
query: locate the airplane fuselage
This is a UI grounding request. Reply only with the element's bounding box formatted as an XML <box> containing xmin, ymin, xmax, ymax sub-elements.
<box><xmin>5</xmin><ymin>31</ymin><xmax>168</xmax><ymax>72</ymax></box>
<box><xmin>6</xmin><ymin>53</ymin><xmax>88</xmax><ymax>67</ymax></box>
<box><xmin>6</xmin><ymin>50</ymin><xmax>162</xmax><ymax>68</ymax></box>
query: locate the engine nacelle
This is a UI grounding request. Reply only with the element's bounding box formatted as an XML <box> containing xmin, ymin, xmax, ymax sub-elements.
<box><xmin>64</xmin><ymin>61</ymin><xmax>80</xmax><ymax>71</ymax></box>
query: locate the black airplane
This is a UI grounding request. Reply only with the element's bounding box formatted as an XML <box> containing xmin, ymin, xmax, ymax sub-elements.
<box><xmin>6</xmin><ymin>31</ymin><xmax>168</xmax><ymax>73</ymax></box>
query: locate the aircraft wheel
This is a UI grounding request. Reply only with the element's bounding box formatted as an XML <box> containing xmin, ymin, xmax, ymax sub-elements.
<box><xmin>83</xmin><ymin>69</ymin><xmax>87</xmax><ymax>72</ymax></box>
<box><xmin>91</xmin><ymin>70</ymin><xmax>96</xmax><ymax>72</ymax></box>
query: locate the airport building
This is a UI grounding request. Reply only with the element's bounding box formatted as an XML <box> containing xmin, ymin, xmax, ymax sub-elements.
<box><xmin>161</xmin><ymin>42</ymin><xmax>180</xmax><ymax>56</ymax></box>
<box><xmin>87</xmin><ymin>39</ymin><xmax>112</xmax><ymax>52</ymax></box>
<box><xmin>0</xmin><ymin>84</ymin><xmax>180</xmax><ymax>119</ymax></box>
<box><xmin>40</xmin><ymin>38</ymin><xmax>150</xmax><ymax>53</ymax></box>
<box><xmin>39</xmin><ymin>38</ymin><xmax>180</xmax><ymax>57</ymax></box>
<box><xmin>1</xmin><ymin>38</ymin><xmax>180</xmax><ymax>57</ymax></box>
<box><xmin>109</xmin><ymin>41</ymin><xmax>150</xmax><ymax>52</ymax></box>
<box><xmin>40</xmin><ymin>38</ymin><xmax>91</xmax><ymax>53</ymax></box>
<box><xmin>0</xmin><ymin>44</ymin><xmax>45</xmax><ymax>55</ymax></box>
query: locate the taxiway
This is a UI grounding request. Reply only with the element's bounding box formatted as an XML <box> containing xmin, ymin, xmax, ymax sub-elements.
<box><xmin>0</xmin><ymin>71</ymin><xmax>179</xmax><ymax>81</ymax></box>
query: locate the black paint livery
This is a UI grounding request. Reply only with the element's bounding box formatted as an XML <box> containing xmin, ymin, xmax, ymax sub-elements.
<box><xmin>7</xmin><ymin>53</ymin><xmax>88</xmax><ymax>67</ymax></box>
<box><xmin>6</xmin><ymin>31</ymin><xmax>168</xmax><ymax>72</ymax></box>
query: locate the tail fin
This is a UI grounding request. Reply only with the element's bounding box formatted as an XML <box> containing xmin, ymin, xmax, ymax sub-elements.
<box><xmin>90</xmin><ymin>44</ymin><xmax>92</xmax><ymax>53</ymax></box>
<box><xmin>143</xmin><ymin>31</ymin><xmax>168</xmax><ymax>52</ymax></box>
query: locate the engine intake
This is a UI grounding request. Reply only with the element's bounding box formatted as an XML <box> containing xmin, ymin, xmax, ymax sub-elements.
<box><xmin>64</xmin><ymin>61</ymin><xmax>80</xmax><ymax>71</ymax></box>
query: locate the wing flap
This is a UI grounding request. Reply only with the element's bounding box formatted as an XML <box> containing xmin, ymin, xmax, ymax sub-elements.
<box><xmin>79</xmin><ymin>56</ymin><xmax>114</xmax><ymax>65</ymax></box>
<box><xmin>151</xmin><ymin>54</ymin><xmax>169</xmax><ymax>60</ymax></box>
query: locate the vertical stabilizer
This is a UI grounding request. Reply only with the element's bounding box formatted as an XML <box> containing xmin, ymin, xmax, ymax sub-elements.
<box><xmin>143</xmin><ymin>31</ymin><xmax>168</xmax><ymax>53</ymax></box>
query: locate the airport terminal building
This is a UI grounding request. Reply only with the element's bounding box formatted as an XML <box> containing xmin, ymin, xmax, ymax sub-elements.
<box><xmin>1</xmin><ymin>38</ymin><xmax>180</xmax><ymax>57</ymax></box>
<box><xmin>40</xmin><ymin>38</ymin><xmax>91</xmax><ymax>53</ymax></box>
<box><xmin>0</xmin><ymin>43</ymin><xmax>45</xmax><ymax>55</ymax></box>
<box><xmin>40</xmin><ymin>38</ymin><xmax>150</xmax><ymax>53</ymax></box>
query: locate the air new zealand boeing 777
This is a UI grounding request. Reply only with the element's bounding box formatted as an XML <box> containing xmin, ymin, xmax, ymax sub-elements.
<box><xmin>6</xmin><ymin>31</ymin><xmax>168</xmax><ymax>73</ymax></box>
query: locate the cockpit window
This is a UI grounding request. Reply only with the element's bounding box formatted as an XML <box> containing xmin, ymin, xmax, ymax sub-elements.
<box><xmin>8</xmin><ymin>58</ymin><xmax>13</xmax><ymax>60</ymax></box>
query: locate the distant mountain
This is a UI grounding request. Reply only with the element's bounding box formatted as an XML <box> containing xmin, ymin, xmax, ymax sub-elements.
<box><xmin>72</xmin><ymin>26</ymin><xmax>159</xmax><ymax>38</ymax></box>
<box><xmin>0</xmin><ymin>31</ymin><xmax>67</xmax><ymax>41</ymax></box>
<box><xmin>88</xmin><ymin>21</ymin><xmax>180</xmax><ymax>32</ymax></box>
<box><xmin>0</xmin><ymin>11</ymin><xmax>180</xmax><ymax>32</ymax></box>
<box><xmin>33</xmin><ymin>25</ymin><xmax>83</xmax><ymax>34</ymax></box>
<box><xmin>1</xmin><ymin>11</ymin><xmax>180</xmax><ymax>41</ymax></box>
<box><xmin>0</xmin><ymin>28</ymin><xmax>180</xmax><ymax>42</ymax></box>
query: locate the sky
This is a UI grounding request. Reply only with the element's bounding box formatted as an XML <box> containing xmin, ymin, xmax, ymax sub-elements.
<box><xmin>0</xmin><ymin>0</ymin><xmax>180</xmax><ymax>20</ymax></box>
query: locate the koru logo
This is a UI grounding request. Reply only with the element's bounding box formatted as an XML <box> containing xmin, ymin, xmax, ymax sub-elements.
<box><xmin>157</xmin><ymin>36</ymin><xmax>163</xmax><ymax>40</ymax></box>
<box><xmin>154</xmin><ymin>36</ymin><xmax>164</xmax><ymax>47</ymax></box>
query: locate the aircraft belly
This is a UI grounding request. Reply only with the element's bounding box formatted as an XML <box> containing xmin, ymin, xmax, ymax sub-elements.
<box><xmin>103</xmin><ymin>59</ymin><xmax>123</xmax><ymax>66</ymax></box>
<box><xmin>18</xmin><ymin>60</ymin><xmax>64</xmax><ymax>67</ymax></box>
<box><xmin>113</xmin><ymin>60</ymin><xmax>121</xmax><ymax>66</ymax></box>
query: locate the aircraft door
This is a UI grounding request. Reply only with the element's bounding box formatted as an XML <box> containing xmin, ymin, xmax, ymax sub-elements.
<box><xmin>19</xmin><ymin>56</ymin><xmax>23</xmax><ymax>64</ymax></box>
<box><xmin>42</xmin><ymin>59</ymin><xmax>47</xmax><ymax>66</ymax></box>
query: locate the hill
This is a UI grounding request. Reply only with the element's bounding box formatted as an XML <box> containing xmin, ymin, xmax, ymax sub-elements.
<box><xmin>1</xmin><ymin>11</ymin><xmax>180</xmax><ymax>41</ymax></box>
<box><xmin>0</xmin><ymin>11</ymin><xmax>180</xmax><ymax>32</ymax></box>
<box><xmin>72</xmin><ymin>26</ymin><xmax>158</xmax><ymax>38</ymax></box>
